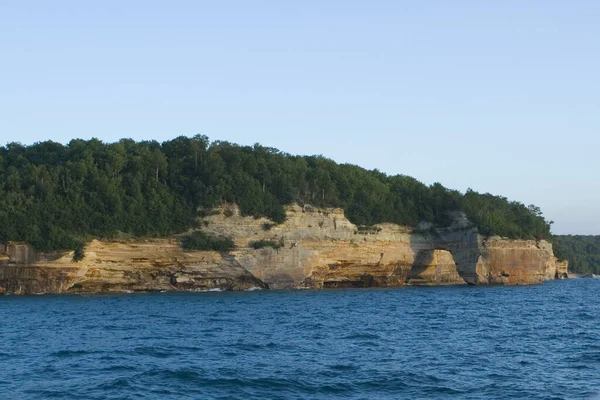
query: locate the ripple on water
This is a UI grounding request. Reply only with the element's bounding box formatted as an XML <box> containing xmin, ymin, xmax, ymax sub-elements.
<box><xmin>327</xmin><ymin>364</ymin><xmax>360</xmax><ymax>371</ymax></box>
<box><xmin>343</xmin><ymin>332</ymin><xmax>380</xmax><ymax>340</ymax></box>
<box><xmin>131</xmin><ymin>346</ymin><xmax>179</xmax><ymax>358</ymax></box>
<box><xmin>52</xmin><ymin>349</ymin><xmax>99</xmax><ymax>358</ymax></box>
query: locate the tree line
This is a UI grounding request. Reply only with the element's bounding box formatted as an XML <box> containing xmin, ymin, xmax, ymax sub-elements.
<box><xmin>0</xmin><ymin>135</ymin><xmax>552</xmax><ymax>252</ymax></box>
<box><xmin>553</xmin><ymin>235</ymin><xmax>600</xmax><ymax>274</ymax></box>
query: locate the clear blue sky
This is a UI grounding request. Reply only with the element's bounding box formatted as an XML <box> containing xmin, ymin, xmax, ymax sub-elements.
<box><xmin>1</xmin><ymin>1</ymin><xmax>599</xmax><ymax>234</ymax></box>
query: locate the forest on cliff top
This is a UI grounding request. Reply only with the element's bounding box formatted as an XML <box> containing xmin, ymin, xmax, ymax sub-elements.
<box><xmin>0</xmin><ymin>135</ymin><xmax>552</xmax><ymax>252</ymax></box>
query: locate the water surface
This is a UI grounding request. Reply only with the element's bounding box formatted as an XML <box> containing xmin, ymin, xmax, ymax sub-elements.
<box><xmin>1</xmin><ymin>280</ymin><xmax>599</xmax><ymax>399</ymax></box>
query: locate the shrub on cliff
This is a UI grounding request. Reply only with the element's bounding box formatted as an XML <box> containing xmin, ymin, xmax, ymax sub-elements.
<box><xmin>249</xmin><ymin>239</ymin><xmax>284</xmax><ymax>250</ymax></box>
<box><xmin>72</xmin><ymin>242</ymin><xmax>86</xmax><ymax>262</ymax></box>
<box><xmin>180</xmin><ymin>231</ymin><xmax>236</xmax><ymax>252</ymax></box>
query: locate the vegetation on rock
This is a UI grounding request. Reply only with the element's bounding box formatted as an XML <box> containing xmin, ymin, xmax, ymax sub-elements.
<box><xmin>72</xmin><ymin>242</ymin><xmax>86</xmax><ymax>262</ymax></box>
<box><xmin>553</xmin><ymin>235</ymin><xmax>600</xmax><ymax>274</ymax></box>
<box><xmin>180</xmin><ymin>231</ymin><xmax>236</xmax><ymax>252</ymax></box>
<box><xmin>0</xmin><ymin>135</ymin><xmax>552</xmax><ymax>252</ymax></box>
<box><xmin>249</xmin><ymin>239</ymin><xmax>284</xmax><ymax>250</ymax></box>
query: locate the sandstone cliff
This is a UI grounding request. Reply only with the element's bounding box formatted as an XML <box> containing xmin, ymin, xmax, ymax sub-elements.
<box><xmin>0</xmin><ymin>205</ymin><xmax>568</xmax><ymax>294</ymax></box>
<box><xmin>0</xmin><ymin>241</ymin><xmax>266</xmax><ymax>295</ymax></box>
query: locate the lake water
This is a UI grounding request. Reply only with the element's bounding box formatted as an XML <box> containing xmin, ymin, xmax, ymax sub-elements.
<box><xmin>1</xmin><ymin>280</ymin><xmax>599</xmax><ymax>399</ymax></box>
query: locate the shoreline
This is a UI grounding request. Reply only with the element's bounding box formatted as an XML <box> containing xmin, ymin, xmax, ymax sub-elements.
<box><xmin>1</xmin><ymin>279</ymin><xmax>583</xmax><ymax>297</ymax></box>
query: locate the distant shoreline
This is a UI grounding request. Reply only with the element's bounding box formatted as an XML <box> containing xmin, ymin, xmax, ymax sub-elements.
<box><xmin>567</xmin><ymin>272</ymin><xmax>598</xmax><ymax>279</ymax></box>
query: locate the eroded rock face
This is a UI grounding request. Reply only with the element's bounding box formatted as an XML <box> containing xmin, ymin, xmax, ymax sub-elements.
<box><xmin>0</xmin><ymin>204</ymin><xmax>568</xmax><ymax>294</ymax></box>
<box><xmin>0</xmin><ymin>240</ymin><xmax>267</xmax><ymax>295</ymax></box>
<box><xmin>479</xmin><ymin>238</ymin><xmax>564</xmax><ymax>285</ymax></box>
<box><xmin>555</xmin><ymin>260</ymin><xmax>569</xmax><ymax>279</ymax></box>
<box><xmin>201</xmin><ymin>205</ymin><xmax>567</xmax><ymax>288</ymax></box>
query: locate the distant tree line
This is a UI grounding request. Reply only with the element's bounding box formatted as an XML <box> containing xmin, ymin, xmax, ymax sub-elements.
<box><xmin>0</xmin><ymin>135</ymin><xmax>552</xmax><ymax>252</ymax></box>
<box><xmin>553</xmin><ymin>235</ymin><xmax>600</xmax><ymax>274</ymax></box>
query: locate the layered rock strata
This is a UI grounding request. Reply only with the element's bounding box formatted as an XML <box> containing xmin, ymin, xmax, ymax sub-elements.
<box><xmin>0</xmin><ymin>241</ymin><xmax>266</xmax><ymax>294</ymax></box>
<box><xmin>0</xmin><ymin>205</ymin><xmax>568</xmax><ymax>294</ymax></box>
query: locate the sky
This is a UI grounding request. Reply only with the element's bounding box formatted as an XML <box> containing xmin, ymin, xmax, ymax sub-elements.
<box><xmin>1</xmin><ymin>1</ymin><xmax>599</xmax><ymax>234</ymax></box>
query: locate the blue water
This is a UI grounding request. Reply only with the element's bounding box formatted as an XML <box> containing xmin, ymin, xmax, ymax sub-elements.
<box><xmin>1</xmin><ymin>280</ymin><xmax>599</xmax><ymax>399</ymax></box>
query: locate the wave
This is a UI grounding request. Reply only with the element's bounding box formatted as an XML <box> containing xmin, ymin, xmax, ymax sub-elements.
<box><xmin>52</xmin><ymin>350</ymin><xmax>99</xmax><ymax>358</ymax></box>
<box><xmin>343</xmin><ymin>332</ymin><xmax>381</xmax><ymax>340</ymax></box>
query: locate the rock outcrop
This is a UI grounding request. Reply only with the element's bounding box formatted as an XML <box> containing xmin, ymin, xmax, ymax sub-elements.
<box><xmin>0</xmin><ymin>241</ymin><xmax>267</xmax><ymax>295</ymax></box>
<box><xmin>203</xmin><ymin>205</ymin><xmax>568</xmax><ymax>288</ymax></box>
<box><xmin>0</xmin><ymin>205</ymin><xmax>568</xmax><ymax>294</ymax></box>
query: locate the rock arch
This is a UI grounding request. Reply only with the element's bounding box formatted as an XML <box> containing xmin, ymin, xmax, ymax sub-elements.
<box><xmin>405</xmin><ymin>249</ymin><xmax>466</xmax><ymax>285</ymax></box>
<box><xmin>408</xmin><ymin>227</ymin><xmax>485</xmax><ymax>285</ymax></box>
